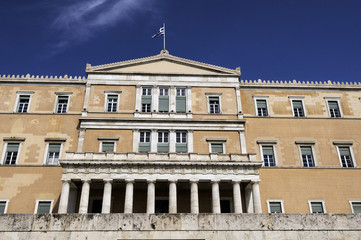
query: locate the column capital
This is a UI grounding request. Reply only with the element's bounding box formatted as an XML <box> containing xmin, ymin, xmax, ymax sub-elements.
<box><xmin>103</xmin><ymin>179</ymin><xmax>113</xmax><ymax>183</ymax></box>
<box><xmin>61</xmin><ymin>179</ymin><xmax>71</xmax><ymax>183</ymax></box>
<box><xmin>81</xmin><ymin>179</ymin><xmax>91</xmax><ymax>183</ymax></box>
<box><xmin>170</xmin><ymin>86</ymin><xmax>176</xmax><ymax>89</ymax></box>
<box><xmin>125</xmin><ymin>179</ymin><xmax>135</xmax><ymax>183</ymax></box>
<box><xmin>189</xmin><ymin>179</ymin><xmax>199</xmax><ymax>184</ymax></box>
<box><xmin>251</xmin><ymin>180</ymin><xmax>260</xmax><ymax>184</ymax></box>
<box><xmin>211</xmin><ymin>180</ymin><xmax>220</xmax><ymax>184</ymax></box>
<box><xmin>151</xmin><ymin>129</ymin><xmax>157</xmax><ymax>132</ymax></box>
<box><xmin>136</xmin><ymin>84</ymin><xmax>141</xmax><ymax>88</ymax></box>
<box><xmin>186</xmin><ymin>86</ymin><xmax>192</xmax><ymax>89</ymax></box>
<box><xmin>147</xmin><ymin>179</ymin><xmax>156</xmax><ymax>183</ymax></box>
<box><xmin>232</xmin><ymin>180</ymin><xmax>241</xmax><ymax>184</ymax></box>
<box><xmin>169</xmin><ymin>179</ymin><xmax>177</xmax><ymax>184</ymax></box>
<box><xmin>153</xmin><ymin>85</ymin><xmax>158</xmax><ymax>88</ymax></box>
<box><xmin>133</xmin><ymin>129</ymin><xmax>139</xmax><ymax>132</ymax></box>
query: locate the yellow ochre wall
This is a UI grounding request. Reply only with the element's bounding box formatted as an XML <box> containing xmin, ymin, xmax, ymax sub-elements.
<box><xmin>193</xmin><ymin>131</ymin><xmax>241</xmax><ymax>154</ymax></box>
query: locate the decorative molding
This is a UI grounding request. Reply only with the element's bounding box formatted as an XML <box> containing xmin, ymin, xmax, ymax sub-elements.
<box><xmin>44</xmin><ymin>138</ymin><xmax>67</xmax><ymax>142</ymax></box>
<box><xmin>0</xmin><ymin>74</ymin><xmax>86</xmax><ymax>83</ymax></box>
<box><xmin>256</xmin><ymin>140</ymin><xmax>277</xmax><ymax>144</ymax></box>
<box><xmin>3</xmin><ymin>137</ymin><xmax>25</xmax><ymax>142</ymax></box>
<box><xmin>97</xmin><ymin>137</ymin><xmax>120</xmax><ymax>141</ymax></box>
<box><xmin>295</xmin><ymin>141</ymin><xmax>315</xmax><ymax>145</ymax></box>
<box><xmin>333</xmin><ymin>141</ymin><xmax>353</xmax><ymax>146</ymax></box>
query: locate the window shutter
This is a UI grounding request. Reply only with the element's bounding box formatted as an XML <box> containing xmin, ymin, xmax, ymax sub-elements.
<box><xmin>211</xmin><ymin>143</ymin><xmax>223</xmax><ymax>153</ymax></box>
<box><xmin>269</xmin><ymin>202</ymin><xmax>282</xmax><ymax>213</ymax></box>
<box><xmin>257</xmin><ymin>100</ymin><xmax>267</xmax><ymax>108</ymax></box>
<box><xmin>48</xmin><ymin>143</ymin><xmax>61</xmax><ymax>153</ymax></box>
<box><xmin>7</xmin><ymin>143</ymin><xmax>19</xmax><ymax>152</ymax></box>
<box><xmin>102</xmin><ymin>142</ymin><xmax>114</xmax><ymax>152</ymax></box>
<box><xmin>339</xmin><ymin>147</ymin><xmax>350</xmax><ymax>156</ymax></box>
<box><xmin>139</xmin><ymin>143</ymin><xmax>151</xmax><ymax>152</ymax></box>
<box><xmin>157</xmin><ymin>143</ymin><xmax>169</xmax><ymax>153</ymax></box>
<box><xmin>37</xmin><ymin>201</ymin><xmax>51</xmax><ymax>214</ymax></box>
<box><xmin>19</xmin><ymin>95</ymin><xmax>30</xmax><ymax>100</ymax></box>
<box><xmin>209</xmin><ymin>97</ymin><xmax>219</xmax><ymax>102</ymax></box>
<box><xmin>262</xmin><ymin>146</ymin><xmax>274</xmax><ymax>155</ymax></box>
<box><xmin>293</xmin><ymin>100</ymin><xmax>302</xmax><ymax>109</ymax></box>
<box><xmin>176</xmin><ymin>96</ymin><xmax>186</xmax><ymax>112</ymax></box>
<box><xmin>301</xmin><ymin>146</ymin><xmax>312</xmax><ymax>155</ymax></box>
<box><xmin>58</xmin><ymin>96</ymin><xmax>68</xmax><ymax>101</ymax></box>
<box><xmin>352</xmin><ymin>203</ymin><xmax>361</xmax><ymax>213</ymax></box>
<box><xmin>311</xmin><ymin>202</ymin><xmax>323</xmax><ymax>213</ymax></box>
<box><xmin>0</xmin><ymin>202</ymin><xmax>6</xmax><ymax>214</ymax></box>
<box><xmin>176</xmin><ymin>143</ymin><xmax>187</xmax><ymax>153</ymax></box>
<box><xmin>328</xmin><ymin>101</ymin><xmax>338</xmax><ymax>109</ymax></box>
<box><xmin>159</xmin><ymin>96</ymin><xmax>169</xmax><ymax>112</ymax></box>
<box><xmin>142</xmin><ymin>96</ymin><xmax>152</xmax><ymax>104</ymax></box>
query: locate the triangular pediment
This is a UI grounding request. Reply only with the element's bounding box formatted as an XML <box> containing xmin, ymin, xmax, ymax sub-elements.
<box><xmin>86</xmin><ymin>50</ymin><xmax>240</xmax><ymax>76</ymax></box>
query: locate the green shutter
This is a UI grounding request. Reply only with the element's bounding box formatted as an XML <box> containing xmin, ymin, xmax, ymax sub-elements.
<box><xmin>209</xmin><ymin>97</ymin><xmax>219</xmax><ymax>102</ymax></box>
<box><xmin>269</xmin><ymin>202</ymin><xmax>282</xmax><ymax>213</ymax></box>
<box><xmin>176</xmin><ymin>143</ymin><xmax>187</xmax><ymax>153</ymax></box>
<box><xmin>293</xmin><ymin>100</ymin><xmax>302</xmax><ymax>108</ymax></box>
<box><xmin>176</xmin><ymin>96</ymin><xmax>186</xmax><ymax>112</ymax></box>
<box><xmin>157</xmin><ymin>143</ymin><xmax>169</xmax><ymax>153</ymax></box>
<box><xmin>7</xmin><ymin>143</ymin><xmax>19</xmax><ymax>152</ymax></box>
<box><xmin>311</xmin><ymin>202</ymin><xmax>324</xmax><ymax>213</ymax></box>
<box><xmin>139</xmin><ymin>143</ymin><xmax>150</xmax><ymax>152</ymax></box>
<box><xmin>107</xmin><ymin>95</ymin><xmax>117</xmax><ymax>99</ymax></box>
<box><xmin>48</xmin><ymin>143</ymin><xmax>61</xmax><ymax>153</ymax></box>
<box><xmin>352</xmin><ymin>203</ymin><xmax>361</xmax><ymax>213</ymax></box>
<box><xmin>159</xmin><ymin>96</ymin><xmax>169</xmax><ymax>112</ymax></box>
<box><xmin>37</xmin><ymin>201</ymin><xmax>51</xmax><ymax>214</ymax></box>
<box><xmin>257</xmin><ymin>100</ymin><xmax>267</xmax><ymax>108</ymax></box>
<box><xmin>301</xmin><ymin>146</ymin><xmax>312</xmax><ymax>155</ymax></box>
<box><xmin>0</xmin><ymin>202</ymin><xmax>6</xmax><ymax>214</ymax></box>
<box><xmin>142</xmin><ymin>96</ymin><xmax>152</xmax><ymax>104</ymax></box>
<box><xmin>339</xmin><ymin>147</ymin><xmax>350</xmax><ymax>156</ymax></box>
<box><xmin>58</xmin><ymin>96</ymin><xmax>68</xmax><ymax>101</ymax></box>
<box><xmin>262</xmin><ymin>146</ymin><xmax>274</xmax><ymax>155</ymax></box>
<box><xmin>102</xmin><ymin>142</ymin><xmax>114</xmax><ymax>152</ymax></box>
<box><xmin>211</xmin><ymin>143</ymin><xmax>223</xmax><ymax>153</ymax></box>
<box><xmin>328</xmin><ymin>101</ymin><xmax>338</xmax><ymax>109</ymax></box>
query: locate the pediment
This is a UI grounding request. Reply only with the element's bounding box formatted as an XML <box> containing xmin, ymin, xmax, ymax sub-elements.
<box><xmin>86</xmin><ymin>50</ymin><xmax>240</xmax><ymax>76</ymax></box>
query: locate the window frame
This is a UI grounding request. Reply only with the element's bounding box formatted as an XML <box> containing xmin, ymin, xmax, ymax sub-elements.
<box><xmin>141</xmin><ymin>87</ymin><xmax>152</xmax><ymax>113</ymax></box>
<box><xmin>253</xmin><ymin>96</ymin><xmax>269</xmax><ymax>117</ymax></box>
<box><xmin>206</xmin><ymin>93</ymin><xmax>222</xmax><ymax>114</ymax></box>
<box><xmin>0</xmin><ymin>199</ymin><xmax>9</xmax><ymax>214</ymax></box>
<box><xmin>43</xmin><ymin>142</ymin><xmax>63</xmax><ymax>165</ymax></box>
<box><xmin>267</xmin><ymin>200</ymin><xmax>284</xmax><ymax>213</ymax></box>
<box><xmin>349</xmin><ymin>201</ymin><xmax>361</xmax><ymax>214</ymax></box>
<box><xmin>105</xmin><ymin>92</ymin><xmax>121</xmax><ymax>113</ymax></box>
<box><xmin>14</xmin><ymin>91</ymin><xmax>34</xmax><ymax>113</ymax></box>
<box><xmin>296</xmin><ymin>142</ymin><xmax>317</xmax><ymax>167</ymax></box>
<box><xmin>258</xmin><ymin>142</ymin><xmax>277</xmax><ymax>167</ymax></box>
<box><xmin>176</xmin><ymin>87</ymin><xmax>187</xmax><ymax>113</ymax></box>
<box><xmin>289</xmin><ymin>97</ymin><xmax>306</xmax><ymax>117</ymax></box>
<box><xmin>335</xmin><ymin>144</ymin><xmax>356</xmax><ymax>168</ymax></box>
<box><xmin>207</xmin><ymin>139</ymin><xmax>226</xmax><ymax>154</ymax></box>
<box><xmin>158</xmin><ymin>87</ymin><xmax>170</xmax><ymax>113</ymax></box>
<box><xmin>1</xmin><ymin>141</ymin><xmax>22</xmax><ymax>165</ymax></box>
<box><xmin>34</xmin><ymin>199</ymin><xmax>54</xmax><ymax>214</ymax></box>
<box><xmin>54</xmin><ymin>92</ymin><xmax>72</xmax><ymax>114</ymax></box>
<box><xmin>99</xmin><ymin>141</ymin><xmax>116</xmax><ymax>153</ymax></box>
<box><xmin>325</xmin><ymin>97</ymin><xmax>343</xmax><ymax>118</ymax></box>
<box><xmin>308</xmin><ymin>200</ymin><xmax>326</xmax><ymax>214</ymax></box>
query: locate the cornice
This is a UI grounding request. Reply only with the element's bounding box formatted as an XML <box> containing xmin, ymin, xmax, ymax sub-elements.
<box><xmin>0</xmin><ymin>74</ymin><xmax>87</xmax><ymax>84</ymax></box>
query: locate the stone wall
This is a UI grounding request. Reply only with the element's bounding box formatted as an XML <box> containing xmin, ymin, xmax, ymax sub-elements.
<box><xmin>0</xmin><ymin>214</ymin><xmax>360</xmax><ymax>239</ymax></box>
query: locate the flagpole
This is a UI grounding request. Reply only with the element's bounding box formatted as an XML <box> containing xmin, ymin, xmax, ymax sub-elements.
<box><xmin>163</xmin><ymin>22</ymin><xmax>166</xmax><ymax>50</ymax></box>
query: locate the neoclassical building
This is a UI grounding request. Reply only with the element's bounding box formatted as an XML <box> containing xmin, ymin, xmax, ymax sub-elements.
<box><xmin>0</xmin><ymin>50</ymin><xmax>361</xmax><ymax>216</ymax></box>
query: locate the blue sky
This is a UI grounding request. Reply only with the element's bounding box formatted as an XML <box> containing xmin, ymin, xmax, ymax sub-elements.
<box><xmin>0</xmin><ymin>0</ymin><xmax>360</xmax><ymax>82</ymax></box>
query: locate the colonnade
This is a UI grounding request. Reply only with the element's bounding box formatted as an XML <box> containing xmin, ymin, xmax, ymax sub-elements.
<box><xmin>58</xmin><ymin>179</ymin><xmax>262</xmax><ymax>214</ymax></box>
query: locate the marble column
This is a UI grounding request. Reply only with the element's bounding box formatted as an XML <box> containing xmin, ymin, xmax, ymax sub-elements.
<box><xmin>79</xmin><ymin>179</ymin><xmax>91</xmax><ymax>214</ymax></box>
<box><xmin>124</xmin><ymin>180</ymin><xmax>134</xmax><ymax>213</ymax></box>
<box><xmin>190</xmin><ymin>180</ymin><xmax>199</xmax><ymax>214</ymax></box>
<box><xmin>169</xmin><ymin>180</ymin><xmax>177</xmax><ymax>213</ymax></box>
<box><xmin>58</xmin><ymin>179</ymin><xmax>71</xmax><ymax>214</ymax></box>
<box><xmin>151</xmin><ymin>129</ymin><xmax>157</xmax><ymax>152</ymax></box>
<box><xmin>187</xmin><ymin>130</ymin><xmax>193</xmax><ymax>153</ymax></box>
<box><xmin>245</xmin><ymin>185</ymin><xmax>254</xmax><ymax>213</ymax></box>
<box><xmin>101</xmin><ymin>179</ymin><xmax>112</xmax><ymax>213</ymax></box>
<box><xmin>135</xmin><ymin>85</ymin><xmax>141</xmax><ymax>112</ymax></box>
<box><xmin>132</xmin><ymin>129</ymin><xmax>139</xmax><ymax>152</ymax></box>
<box><xmin>146</xmin><ymin>180</ymin><xmax>155</xmax><ymax>214</ymax></box>
<box><xmin>252</xmin><ymin>181</ymin><xmax>262</xmax><ymax>213</ymax></box>
<box><xmin>211</xmin><ymin>181</ymin><xmax>221</xmax><ymax>213</ymax></box>
<box><xmin>169</xmin><ymin>130</ymin><xmax>176</xmax><ymax>152</ymax></box>
<box><xmin>233</xmin><ymin>181</ymin><xmax>243</xmax><ymax>213</ymax></box>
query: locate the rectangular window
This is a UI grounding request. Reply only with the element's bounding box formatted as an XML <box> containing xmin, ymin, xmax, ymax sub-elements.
<box><xmin>176</xmin><ymin>131</ymin><xmax>187</xmax><ymax>153</ymax></box>
<box><xmin>17</xmin><ymin>95</ymin><xmax>30</xmax><ymax>113</ymax></box>
<box><xmin>292</xmin><ymin>100</ymin><xmax>304</xmax><ymax>117</ymax></box>
<box><xmin>56</xmin><ymin>96</ymin><xmax>69</xmax><ymax>113</ymax></box>
<box><xmin>338</xmin><ymin>146</ymin><xmax>354</xmax><ymax>167</ymax></box>
<box><xmin>107</xmin><ymin>94</ymin><xmax>118</xmax><ymax>112</ymax></box>
<box><xmin>159</xmin><ymin>88</ymin><xmax>169</xmax><ymax>112</ymax></box>
<box><xmin>141</xmin><ymin>88</ymin><xmax>152</xmax><ymax>113</ymax></box>
<box><xmin>211</xmin><ymin>143</ymin><xmax>223</xmax><ymax>153</ymax></box>
<box><xmin>139</xmin><ymin>131</ymin><xmax>151</xmax><ymax>152</ymax></box>
<box><xmin>3</xmin><ymin>143</ymin><xmax>20</xmax><ymax>165</ymax></box>
<box><xmin>209</xmin><ymin>96</ymin><xmax>220</xmax><ymax>114</ymax></box>
<box><xmin>327</xmin><ymin>100</ymin><xmax>341</xmax><ymax>118</ymax></box>
<box><xmin>176</xmin><ymin>88</ymin><xmax>186</xmax><ymax>113</ymax></box>
<box><xmin>300</xmin><ymin>146</ymin><xmax>315</xmax><ymax>167</ymax></box>
<box><xmin>350</xmin><ymin>202</ymin><xmax>361</xmax><ymax>213</ymax></box>
<box><xmin>0</xmin><ymin>200</ymin><xmax>8</xmax><ymax>214</ymax></box>
<box><xmin>268</xmin><ymin>201</ymin><xmax>283</xmax><ymax>213</ymax></box>
<box><xmin>101</xmin><ymin>142</ymin><xmax>115</xmax><ymax>152</ymax></box>
<box><xmin>157</xmin><ymin>131</ymin><xmax>169</xmax><ymax>153</ymax></box>
<box><xmin>309</xmin><ymin>201</ymin><xmax>325</xmax><ymax>213</ymax></box>
<box><xmin>36</xmin><ymin>200</ymin><xmax>52</xmax><ymax>214</ymax></box>
<box><xmin>256</xmin><ymin>99</ymin><xmax>268</xmax><ymax>117</ymax></box>
<box><xmin>46</xmin><ymin>143</ymin><xmax>61</xmax><ymax>165</ymax></box>
<box><xmin>262</xmin><ymin>146</ymin><xmax>275</xmax><ymax>167</ymax></box>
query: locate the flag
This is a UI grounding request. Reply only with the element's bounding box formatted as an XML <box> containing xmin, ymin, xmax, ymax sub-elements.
<box><xmin>152</xmin><ymin>26</ymin><xmax>165</xmax><ymax>39</ymax></box>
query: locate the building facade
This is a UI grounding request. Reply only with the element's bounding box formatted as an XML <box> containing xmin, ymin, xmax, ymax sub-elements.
<box><xmin>0</xmin><ymin>50</ymin><xmax>361</xmax><ymax>216</ymax></box>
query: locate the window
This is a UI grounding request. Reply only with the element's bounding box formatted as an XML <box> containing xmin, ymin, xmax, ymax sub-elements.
<box><xmin>326</xmin><ymin>99</ymin><xmax>342</xmax><ymax>118</ymax></box>
<box><xmin>106</xmin><ymin>94</ymin><xmax>118</xmax><ymax>112</ymax></box>
<box><xmin>159</xmin><ymin>88</ymin><xmax>169</xmax><ymax>112</ymax></box>
<box><xmin>176</xmin><ymin>131</ymin><xmax>187</xmax><ymax>153</ymax></box>
<box><xmin>155</xmin><ymin>198</ymin><xmax>169</xmax><ymax>213</ymax></box>
<box><xmin>261</xmin><ymin>145</ymin><xmax>276</xmax><ymax>167</ymax></box>
<box><xmin>300</xmin><ymin>146</ymin><xmax>315</xmax><ymax>167</ymax></box>
<box><xmin>3</xmin><ymin>143</ymin><xmax>20</xmax><ymax>165</ymax></box>
<box><xmin>157</xmin><ymin>131</ymin><xmax>169</xmax><ymax>153</ymax></box>
<box><xmin>220</xmin><ymin>198</ymin><xmax>232</xmax><ymax>213</ymax></box>
<box><xmin>139</xmin><ymin>131</ymin><xmax>151</xmax><ymax>152</ymax></box>
<box><xmin>256</xmin><ymin>99</ymin><xmax>268</xmax><ymax>116</ymax></box>
<box><xmin>17</xmin><ymin>95</ymin><xmax>31</xmax><ymax>113</ymax></box>
<box><xmin>0</xmin><ymin>200</ymin><xmax>9</xmax><ymax>214</ymax></box>
<box><xmin>56</xmin><ymin>96</ymin><xmax>69</xmax><ymax>113</ymax></box>
<box><xmin>209</xmin><ymin>96</ymin><xmax>220</xmax><ymax>114</ymax></box>
<box><xmin>46</xmin><ymin>143</ymin><xmax>61</xmax><ymax>165</ymax></box>
<box><xmin>350</xmin><ymin>201</ymin><xmax>361</xmax><ymax>213</ymax></box>
<box><xmin>267</xmin><ymin>200</ymin><xmax>284</xmax><ymax>213</ymax></box>
<box><xmin>35</xmin><ymin>200</ymin><xmax>53</xmax><ymax>214</ymax></box>
<box><xmin>141</xmin><ymin>87</ymin><xmax>152</xmax><ymax>113</ymax></box>
<box><xmin>309</xmin><ymin>201</ymin><xmax>325</xmax><ymax>213</ymax></box>
<box><xmin>291</xmin><ymin>100</ymin><xmax>305</xmax><ymax>117</ymax></box>
<box><xmin>211</xmin><ymin>143</ymin><xmax>223</xmax><ymax>153</ymax></box>
<box><xmin>337</xmin><ymin>146</ymin><xmax>354</xmax><ymax>168</ymax></box>
<box><xmin>176</xmin><ymin>88</ymin><xmax>186</xmax><ymax>113</ymax></box>
<box><xmin>101</xmin><ymin>142</ymin><xmax>115</xmax><ymax>152</ymax></box>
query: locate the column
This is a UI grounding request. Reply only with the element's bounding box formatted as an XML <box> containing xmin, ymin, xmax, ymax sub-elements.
<box><xmin>190</xmin><ymin>180</ymin><xmax>199</xmax><ymax>214</ymax></box>
<box><xmin>124</xmin><ymin>180</ymin><xmax>134</xmax><ymax>213</ymax></box>
<box><xmin>211</xmin><ymin>181</ymin><xmax>221</xmax><ymax>213</ymax></box>
<box><xmin>132</xmin><ymin>129</ymin><xmax>139</xmax><ymax>152</ymax></box>
<box><xmin>233</xmin><ymin>181</ymin><xmax>243</xmax><ymax>213</ymax></box>
<box><xmin>170</xmin><ymin>86</ymin><xmax>176</xmax><ymax>112</ymax></box>
<box><xmin>235</xmin><ymin>87</ymin><xmax>242</xmax><ymax>114</ymax></box>
<box><xmin>152</xmin><ymin>86</ymin><xmax>158</xmax><ymax>112</ymax></box>
<box><xmin>58</xmin><ymin>179</ymin><xmax>71</xmax><ymax>214</ymax></box>
<box><xmin>82</xmin><ymin>83</ymin><xmax>91</xmax><ymax>111</ymax></box>
<box><xmin>101</xmin><ymin>179</ymin><xmax>112</xmax><ymax>213</ymax></box>
<box><xmin>187</xmin><ymin>130</ymin><xmax>193</xmax><ymax>153</ymax></box>
<box><xmin>79</xmin><ymin>179</ymin><xmax>91</xmax><ymax>214</ymax></box>
<box><xmin>146</xmin><ymin>180</ymin><xmax>155</xmax><ymax>214</ymax></box>
<box><xmin>151</xmin><ymin>129</ymin><xmax>157</xmax><ymax>152</ymax></box>
<box><xmin>169</xmin><ymin>180</ymin><xmax>177</xmax><ymax>213</ymax></box>
<box><xmin>186</xmin><ymin>87</ymin><xmax>192</xmax><ymax>112</ymax></box>
<box><xmin>169</xmin><ymin>130</ymin><xmax>176</xmax><ymax>152</ymax></box>
<box><xmin>252</xmin><ymin>181</ymin><xmax>262</xmax><ymax>213</ymax></box>
<box><xmin>77</xmin><ymin>128</ymin><xmax>86</xmax><ymax>152</ymax></box>
<box><xmin>245</xmin><ymin>185</ymin><xmax>254</xmax><ymax>213</ymax></box>
<box><xmin>135</xmin><ymin>85</ymin><xmax>141</xmax><ymax>112</ymax></box>
<box><xmin>239</xmin><ymin>130</ymin><xmax>247</xmax><ymax>154</ymax></box>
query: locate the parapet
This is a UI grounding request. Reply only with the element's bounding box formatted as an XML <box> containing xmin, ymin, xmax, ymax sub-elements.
<box><xmin>0</xmin><ymin>74</ymin><xmax>87</xmax><ymax>83</ymax></box>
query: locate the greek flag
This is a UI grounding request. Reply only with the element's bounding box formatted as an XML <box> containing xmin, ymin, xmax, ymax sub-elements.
<box><xmin>152</xmin><ymin>26</ymin><xmax>165</xmax><ymax>39</ymax></box>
